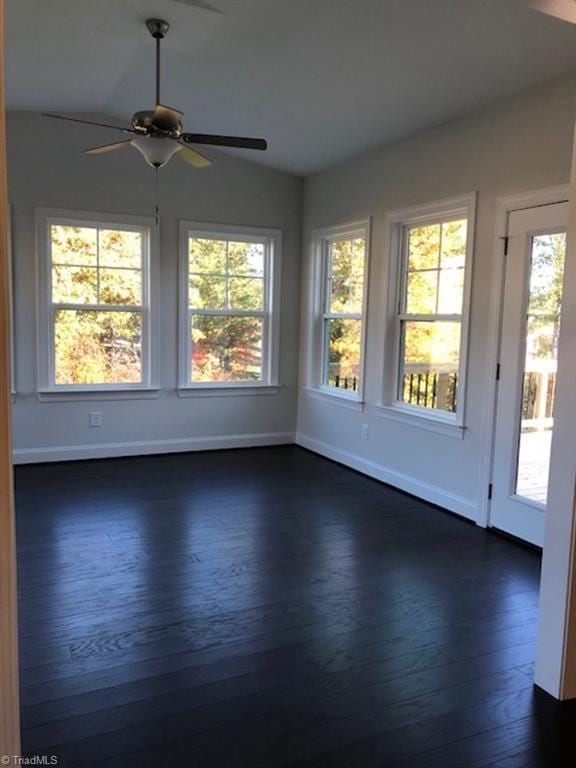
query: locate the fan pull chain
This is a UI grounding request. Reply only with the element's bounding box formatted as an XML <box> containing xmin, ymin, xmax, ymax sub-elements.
<box><xmin>154</xmin><ymin>166</ymin><xmax>160</xmax><ymax>227</ymax></box>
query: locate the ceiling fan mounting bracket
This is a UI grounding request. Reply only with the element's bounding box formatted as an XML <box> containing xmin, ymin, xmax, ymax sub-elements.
<box><xmin>146</xmin><ymin>19</ymin><xmax>170</xmax><ymax>40</ymax></box>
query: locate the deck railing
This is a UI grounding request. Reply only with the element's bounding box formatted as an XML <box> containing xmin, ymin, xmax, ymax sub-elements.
<box><xmin>401</xmin><ymin>368</ymin><xmax>458</xmax><ymax>412</ymax></box>
<box><xmin>521</xmin><ymin>359</ymin><xmax>556</xmax><ymax>431</ymax></box>
<box><xmin>327</xmin><ymin>372</ymin><xmax>359</xmax><ymax>392</ymax></box>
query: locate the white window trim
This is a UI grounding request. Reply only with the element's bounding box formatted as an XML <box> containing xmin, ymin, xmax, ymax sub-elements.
<box><xmin>178</xmin><ymin>220</ymin><xmax>282</xmax><ymax>393</ymax></box>
<box><xmin>309</xmin><ymin>218</ymin><xmax>371</xmax><ymax>406</ymax></box>
<box><xmin>381</xmin><ymin>193</ymin><xmax>476</xmax><ymax>433</ymax></box>
<box><xmin>36</xmin><ymin>208</ymin><xmax>160</xmax><ymax>399</ymax></box>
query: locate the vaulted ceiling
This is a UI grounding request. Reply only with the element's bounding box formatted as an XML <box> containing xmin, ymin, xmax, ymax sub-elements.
<box><xmin>6</xmin><ymin>0</ymin><xmax>576</xmax><ymax>175</ymax></box>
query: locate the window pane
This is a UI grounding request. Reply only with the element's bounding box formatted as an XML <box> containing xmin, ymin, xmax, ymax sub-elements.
<box><xmin>329</xmin><ymin>278</ymin><xmax>364</xmax><ymax>314</ymax></box>
<box><xmin>229</xmin><ymin>277</ymin><xmax>264</xmax><ymax>311</ymax></box>
<box><xmin>50</xmin><ymin>225</ymin><xmax>97</xmax><ymax>266</ymax></box>
<box><xmin>331</xmin><ymin>238</ymin><xmax>365</xmax><ymax>281</ymax></box>
<box><xmin>99</xmin><ymin>230</ymin><xmax>142</xmax><ymax>268</ymax></box>
<box><xmin>324</xmin><ymin>318</ymin><xmax>362</xmax><ymax>392</ymax></box>
<box><xmin>99</xmin><ymin>268</ymin><xmax>142</xmax><ymax>306</ymax></box>
<box><xmin>52</xmin><ymin>266</ymin><xmax>97</xmax><ymax>304</ymax></box>
<box><xmin>440</xmin><ymin>219</ymin><xmax>467</xmax><ymax>269</ymax></box>
<box><xmin>437</xmin><ymin>268</ymin><xmax>464</xmax><ymax>314</ymax></box>
<box><xmin>190</xmin><ymin>315</ymin><xmax>263</xmax><ymax>382</ymax></box>
<box><xmin>189</xmin><ymin>238</ymin><xmax>227</xmax><ymax>274</ymax></box>
<box><xmin>406</xmin><ymin>270</ymin><xmax>438</xmax><ymax>314</ymax></box>
<box><xmin>408</xmin><ymin>224</ymin><xmax>440</xmax><ymax>270</ymax></box>
<box><xmin>328</xmin><ymin>237</ymin><xmax>365</xmax><ymax>314</ymax></box>
<box><xmin>400</xmin><ymin>320</ymin><xmax>461</xmax><ymax>412</ymax></box>
<box><xmin>228</xmin><ymin>242</ymin><xmax>265</xmax><ymax>276</ymax></box>
<box><xmin>516</xmin><ymin>232</ymin><xmax>565</xmax><ymax>504</ymax></box>
<box><xmin>54</xmin><ymin>310</ymin><xmax>142</xmax><ymax>385</ymax></box>
<box><xmin>189</xmin><ymin>275</ymin><xmax>226</xmax><ymax>309</ymax></box>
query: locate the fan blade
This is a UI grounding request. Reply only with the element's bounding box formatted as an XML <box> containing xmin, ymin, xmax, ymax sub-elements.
<box><xmin>181</xmin><ymin>133</ymin><xmax>267</xmax><ymax>151</ymax></box>
<box><xmin>43</xmin><ymin>113</ymin><xmax>134</xmax><ymax>133</ymax></box>
<box><xmin>177</xmin><ymin>144</ymin><xmax>212</xmax><ymax>168</ymax></box>
<box><xmin>85</xmin><ymin>140</ymin><xmax>133</xmax><ymax>155</ymax></box>
<box><xmin>510</xmin><ymin>0</ymin><xmax>576</xmax><ymax>23</ymax></box>
<box><xmin>170</xmin><ymin>0</ymin><xmax>223</xmax><ymax>13</ymax></box>
<box><xmin>152</xmin><ymin>104</ymin><xmax>184</xmax><ymax>133</ymax></box>
<box><xmin>174</xmin><ymin>0</ymin><xmax>223</xmax><ymax>15</ymax></box>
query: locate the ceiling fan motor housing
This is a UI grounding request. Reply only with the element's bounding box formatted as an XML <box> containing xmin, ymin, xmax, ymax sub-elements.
<box><xmin>131</xmin><ymin>110</ymin><xmax>182</xmax><ymax>138</ymax></box>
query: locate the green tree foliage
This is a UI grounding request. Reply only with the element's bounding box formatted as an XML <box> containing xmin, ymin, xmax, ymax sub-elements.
<box><xmin>325</xmin><ymin>237</ymin><xmax>364</xmax><ymax>390</ymax></box>
<box><xmin>51</xmin><ymin>226</ymin><xmax>143</xmax><ymax>385</ymax></box>
<box><xmin>188</xmin><ymin>237</ymin><xmax>265</xmax><ymax>381</ymax></box>
<box><xmin>526</xmin><ymin>233</ymin><xmax>565</xmax><ymax>360</ymax></box>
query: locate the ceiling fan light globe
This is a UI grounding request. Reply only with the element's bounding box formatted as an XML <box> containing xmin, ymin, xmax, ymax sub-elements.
<box><xmin>131</xmin><ymin>136</ymin><xmax>180</xmax><ymax>168</ymax></box>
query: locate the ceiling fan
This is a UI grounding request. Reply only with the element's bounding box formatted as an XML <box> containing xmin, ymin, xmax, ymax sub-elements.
<box><xmin>43</xmin><ymin>17</ymin><xmax>267</xmax><ymax>171</ymax></box>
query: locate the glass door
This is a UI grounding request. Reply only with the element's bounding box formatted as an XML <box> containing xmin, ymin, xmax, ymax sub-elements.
<box><xmin>490</xmin><ymin>202</ymin><xmax>567</xmax><ymax>546</ymax></box>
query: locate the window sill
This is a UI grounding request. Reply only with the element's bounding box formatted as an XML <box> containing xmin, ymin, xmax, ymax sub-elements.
<box><xmin>304</xmin><ymin>387</ymin><xmax>365</xmax><ymax>412</ymax></box>
<box><xmin>375</xmin><ymin>404</ymin><xmax>466</xmax><ymax>438</ymax></box>
<box><xmin>37</xmin><ymin>388</ymin><xmax>160</xmax><ymax>403</ymax></box>
<box><xmin>178</xmin><ymin>384</ymin><xmax>279</xmax><ymax>398</ymax></box>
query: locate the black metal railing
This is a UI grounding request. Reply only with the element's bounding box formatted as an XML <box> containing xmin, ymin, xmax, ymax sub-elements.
<box><xmin>328</xmin><ymin>374</ymin><xmax>359</xmax><ymax>392</ymax></box>
<box><xmin>402</xmin><ymin>371</ymin><xmax>458</xmax><ymax>412</ymax></box>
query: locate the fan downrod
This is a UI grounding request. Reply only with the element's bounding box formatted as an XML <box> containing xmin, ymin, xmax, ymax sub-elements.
<box><xmin>146</xmin><ymin>19</ymin><xmax>169</xmax><ymax>39</ymax></box>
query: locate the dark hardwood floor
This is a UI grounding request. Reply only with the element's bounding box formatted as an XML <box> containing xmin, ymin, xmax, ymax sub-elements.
<box><xmin>13</xmin><ymin>446</ymin><xmax>575</xmax><ymax>767</ymax></box>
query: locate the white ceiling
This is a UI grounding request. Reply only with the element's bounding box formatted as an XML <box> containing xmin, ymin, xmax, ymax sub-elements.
<box><xmin>6</xmin><ymin>0</ymin><xmax>576</xmax><ymax>176</ymax></box>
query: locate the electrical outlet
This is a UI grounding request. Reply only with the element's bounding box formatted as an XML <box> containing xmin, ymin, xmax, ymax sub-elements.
<box><xmin>89</xmin><ymin>411</ymin><xmax>103</xmax><ymax>428</ymax></box>
<box><xmin>361</xmin><ymin>424</ymin><xmax>369</xmax><ymax>441</ymax></box>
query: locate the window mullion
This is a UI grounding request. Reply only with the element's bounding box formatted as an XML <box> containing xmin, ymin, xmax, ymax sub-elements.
<box><xmin>225</xmin><ymin>240</ymin><xmax>230</xmax><ymax>309</ymax></box>
<box><xmin>435</xmin><ymin>222</ymin><xmax>443</xmax><ymax>315</ymax></box>
<box><xmin>96</xmin><ymin>226</ymin><xmax>101</xmax><ymax>304</ymax></box>
<box><xmin>52</xmin><ymin>302</ymin><xmax>144</xmax><ymax>313</ymax></box>
<box><xmin>190</xmin><ymin>308</ymin><xmax>265</xmax><ymax>318</ymax></box>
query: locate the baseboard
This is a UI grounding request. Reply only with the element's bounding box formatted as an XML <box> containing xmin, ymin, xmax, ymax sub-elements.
<box><xmin>13</xmin><ymin>431</ymin><xmax>296</xmax><ymax>464</ymax></box>
<box><xmin>296</xmin><ymin>432</ymin><xmax>478</xmax><ymax>522</ymax></box>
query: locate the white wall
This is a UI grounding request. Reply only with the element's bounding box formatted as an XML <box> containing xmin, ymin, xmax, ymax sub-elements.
<box><xmin>297</xmin><ymin>73</ymin><xmax>576</xmax><ymax>521</ymax></box>
<box><xmin>8</xmin><ymin>112</ymin><xmax>302</xmax><ymax>462</ymax></box>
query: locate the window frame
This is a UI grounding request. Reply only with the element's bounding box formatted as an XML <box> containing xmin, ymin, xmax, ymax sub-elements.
<box><xmin>382</xmin><ymin>194</ymin><xmax>476</xmax><ymax>432</ymax></box>
<box><xmin>310</xmin><ymin>219</ymin><xmax>371</xmax><ymax>403</ymax></box>
<box><xmin>178</xmin><ymin>221</ymin><xmax>282</xmax><ymax>393</ymax></box>
<box><xmin>36</xmin><ymin>208</ymin><xmax>159</xmax><ymax>398</ymax></box>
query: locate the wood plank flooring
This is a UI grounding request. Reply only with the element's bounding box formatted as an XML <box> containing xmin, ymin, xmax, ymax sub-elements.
<box><xmin>13</xmin><ymin>446</ymin><xmax>575</xmax><ymax>767</ymax></box>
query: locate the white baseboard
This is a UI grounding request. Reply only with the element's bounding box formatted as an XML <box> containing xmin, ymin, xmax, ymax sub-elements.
<box><xmin>296</xmin><ymin>432</ymin><xmax>478</xmax><ymax>522</ymax></box>
<box><xmin>13</xmin><ymin>432</ymin><xmax>296</xmax><ymax>465</ymax></box>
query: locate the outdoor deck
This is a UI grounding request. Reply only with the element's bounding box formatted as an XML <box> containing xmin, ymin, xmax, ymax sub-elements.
<box><xmin>516</xmin><ymin>429</ymin><xmax>552</xmax><ymax>505</ymax></box>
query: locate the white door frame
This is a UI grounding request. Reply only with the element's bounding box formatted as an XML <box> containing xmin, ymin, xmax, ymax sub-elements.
<box><xmin>477</xmin><ymin>184</ymin><xmax>570</xmax><ymax>531</ymax></box>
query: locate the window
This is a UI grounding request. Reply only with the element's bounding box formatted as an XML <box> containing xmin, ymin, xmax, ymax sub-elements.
<box><xmin>179</xmin><ymin>222</ymin><xmax>281</xmax><ymax>388</ymax></box>
<box><xmin>315</xmin><ymin>221</ymin><xmax>369</xmax><ymax>398</ymax></box>
<box><xmin>390</xmin><ymin>195</ymin><xmax>475</xmax><ymax>423</ymax></box>
<box><xmin>37</xmin><ymin>210</ymin><xmax>156</xmax><ymax>392</ymax></box>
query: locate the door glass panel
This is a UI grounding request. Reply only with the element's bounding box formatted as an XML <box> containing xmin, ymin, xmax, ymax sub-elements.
<box><xmin>515</xmin><ymin>232</ymin><xmax>566</xmax><ymax>504</ymax></box>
